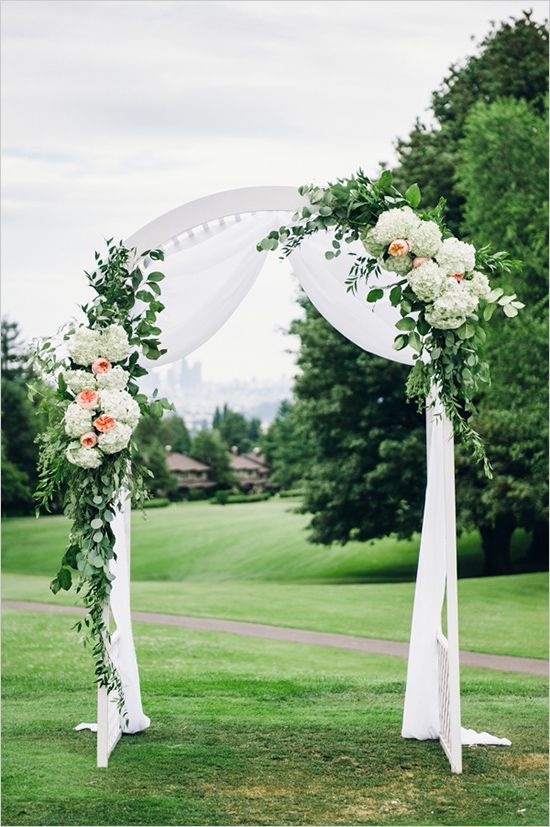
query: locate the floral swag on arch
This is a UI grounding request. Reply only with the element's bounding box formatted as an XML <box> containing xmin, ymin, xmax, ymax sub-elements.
<box><xmin>259</xmin><ymin>170</ymin><xmax>523</xmax><ymax>476</ymax></box>
<box><xmin>34</xmin><ymin>172</ymin><xmax>523</xmax><ymax>718</ymax></box>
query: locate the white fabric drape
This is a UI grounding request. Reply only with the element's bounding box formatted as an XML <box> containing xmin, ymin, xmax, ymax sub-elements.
<box><xmin>99</xmin><ymin>209</ymin><xmax>508</xmax><ymax>748</ymax></box>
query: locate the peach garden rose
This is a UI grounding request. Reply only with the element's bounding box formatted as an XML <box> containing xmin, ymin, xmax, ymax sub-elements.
<box><xmin>80</xmin><ymin>431</ymin><xmax>98</xmax><ymax>448</ymax></box>
<box><xmin>93</xmin><ymin>414</ymin><xmax>116</xmax><ymax>433</ymax></box>
<box><xmin>76</xmin><ymin>389</ymin><xmax>99</xmax><ymax>410</ymax></box>
<box><xmin>388</xmin><ymin>238</ymin><xmax>410</xmax><ymax>257</ymax></box>
<box><xmin>92</xmin><ymin>357</ymin><xmax>112</xmax><ymax>374</ymax></box>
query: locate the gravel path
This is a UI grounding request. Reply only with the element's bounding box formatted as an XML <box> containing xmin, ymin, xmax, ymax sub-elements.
<box><xmin>3</xmin><ymin>599</ymin><xmax>547</xmax><ymax>676</ymax></box>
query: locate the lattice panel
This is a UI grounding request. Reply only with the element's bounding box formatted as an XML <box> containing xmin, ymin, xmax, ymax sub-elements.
<box><xmin>437</xmin><ymin>631</ymin><xmax>453</xmax><ymax>763</ymax></box>
<box><xmin>97</xmin><ymin>629</ymin><xmax>122</xmax><ymax>767</ymax></box>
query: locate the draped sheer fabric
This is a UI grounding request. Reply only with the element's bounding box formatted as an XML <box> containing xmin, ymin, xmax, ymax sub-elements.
<box><xmin>84</xmin><ymin>207</ymin><xmax>509</xmax><ymax>750</ymax></box>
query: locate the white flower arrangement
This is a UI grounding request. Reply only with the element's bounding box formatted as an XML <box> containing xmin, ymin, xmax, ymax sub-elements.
<box><xmin>96</xmin><ymin>365</ymin><xmax>130</xmax><ymax>391</ymax></box>
<box><xmin>372</xmin><ymin>206</ymin><xmax>420</xmax><ymax>245</ymax></box>
<box><xmin>99</xmin><ymin>389</ymin><xmax>141</xmax><ymax>428</ymax></box>
<box><xmin>384</xmin><ymin>254</ymin><xmax>414</xmax><ymax>275</ymax></box>
<box><xmin>67</xmin><ymin>327</ymin><xmax>102</xmax><ymax>366</ymax></box>
<box><xmin>98</xmin><ymin>422</ymin><xmax>133</xmax><ymax>454</ymax></box>
<box><xmin>435</xmin><ymin>237</ymin><xmax>476</xmax><ymax>276</ymax></box>
<box><xmin>468</xmin><ymin>270</ymin><xmax>492</xmax><ymax>299</ymax></box>
<box><xmin>66</xmin><ymin>442</ymin><xmax>103</xmax><ymax>469</ymax></box>
<box><xmin>67</xmin><ymin>323</ymin><xmax>130</xmax><ymax>367</ymax></box>
<box><xmin>425</xmin><ymin>282</ymin><xmax>479</xmax><ymax>330</ymax></box>
<box><xmin>407</xmin><ymin>260</ymin><xmax>446</xmax><ymax>303</ymax></box>
<box><xmin>63</xmin><ymin>369</ymin><xmax>97</xmax><ymax>394</ymax></box>
<box><xmin>99</xmin><ymin>324</ymin><xmax>130</xmax><ymax>363</ymax></box>
<box><xmin>64</xmin><ymin>403</ymin><xmax>93</xmax><ymax>438</ymax></box>
<box><xmin>408</xmin><ymin>221</ymin><xmax>442</xmax><ymax>258</ymax></box>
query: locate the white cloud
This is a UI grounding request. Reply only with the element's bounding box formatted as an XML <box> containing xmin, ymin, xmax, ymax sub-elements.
<box><xmin>2</xmin><ymin>0</ymin><xmax>546</xmax><ymax>381</ymax></box>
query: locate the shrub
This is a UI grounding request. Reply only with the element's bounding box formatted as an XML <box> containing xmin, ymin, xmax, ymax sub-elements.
<box><xmin>279</xmin><ymin>489</ymin><xmax>304</xmax><ymax>498</ymax></box>
<box><xmin>143</xmin><ymin>497</ymin><xmax>171</xmax><ymax>509</ymax></box>
<box><xmin>211</xmin><ymin>491</ymin><xmax>271</xmax><ymax>505</ymax></box>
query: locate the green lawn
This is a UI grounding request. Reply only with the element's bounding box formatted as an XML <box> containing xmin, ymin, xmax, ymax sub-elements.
<box><xmin>3</xmin><ymin>571</ymin><xmax>548</xmax><ymax>660</ymax></box>
<box><xmin>2</xmin><ymin>610</ymin><xmax>548</xmax><ymax>827</ymax></box>
<box><xmin>1</xmin><ymin>499</ymin><xmax>534</xmax><ymax>583</ymax></box>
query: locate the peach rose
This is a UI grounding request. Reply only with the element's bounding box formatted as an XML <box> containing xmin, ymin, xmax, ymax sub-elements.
<box><xmin>449</xmin><ymin>273</ymin><xmax>464</xmax><ymax>281</ymax></box>
<box><xmin>94</xmin><ymin>415</ymin><xmax>116</xmax><ymax>433</ymax></box>
<box><xmin>76</xmin><ymin>389</ymin><xmax>99</xmax><ymax>410</ymax></box>
<box><xmin>412</xmin><ymin>256</ymin><xmax>429</xmax><ymax>268</ymax></box>
<box><xmin>388</xmin><ymin>238</ymin><xmax>410</xmax><ymax>257</ymax></box>
<box><xmin>80</xmin><ymin>432</ymin><xmax>98</xmax><ymax>448</ymax></box>
<box><xmin>92</xmin><ymin>358</ymin><xmax>112</xmax><ymax>374</ymax></box>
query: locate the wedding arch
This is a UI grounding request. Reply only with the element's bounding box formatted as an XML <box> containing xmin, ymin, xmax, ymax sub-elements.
<box><xmin>36</xmin><ymin>180</ymin><xmax>519</xmax><ymax>774</ymax></box>
<box><xmin>73</xmin><ymin>184</ymin><xmax>510</xmax><ymax>772</ymax></box>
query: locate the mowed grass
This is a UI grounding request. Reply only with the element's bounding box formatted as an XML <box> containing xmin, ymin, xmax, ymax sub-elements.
<box><xmin>0</xmin><ymin>499</ymin><xmax>534</xmax><ymax>583</ymax></box>
<box><xmin>2</xmin><ymin>610</ymin><xmax>548</xmax><ymax>827</ymax></box>
<box><xmin>3</xmin><ymin>571</ymin><xmax>548</xmax><ymax>660</ymax></box>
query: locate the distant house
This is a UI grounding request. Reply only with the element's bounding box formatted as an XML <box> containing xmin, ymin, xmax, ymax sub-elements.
<box><xmin>166</xmin><ymin>451</ymin><xmax>215</xmax><ymax>493</ymax></box>
<box><xmin>229</xmin><ymin>450</ymin><xmax>271</xmax><ymax>491</ymax></box>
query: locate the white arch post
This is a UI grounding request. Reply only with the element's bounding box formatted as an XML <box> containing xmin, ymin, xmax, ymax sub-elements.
<box><xmin>96</xmin><ymin>186</ymin><xmax>463</xmax><ymax>771</ymax></box>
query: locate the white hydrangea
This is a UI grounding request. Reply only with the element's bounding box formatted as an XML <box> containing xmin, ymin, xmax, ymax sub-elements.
<box><xmin>425</xmin><ymin>282</ymin><xmax>479</xmax><ymax>329</ymax></box>
<box><xmin>66</xmin><ymin>442</ymin><xmax>103</xmax><ymax>469</ymax></box>
<box><xmin>408</xmin><ymin>221</ymin><xmax>442</xmax><ymax>258</ymax></box>
<box><xmin>67</xmin><ymin>327</ymin><xmax>101</xmax><ymax>366</ymax></box>
<box><xmin>468</xmin><ymin>270</ymin><xmax>492</xmax><ymax>300</ymax></box>
<box><xmin>407</xmin><ymin>261</ymin><xmax>446</xmax><ymax>303</ymax></box>
<box><xmin>373</xmin><ymin>207</ymin><xmax>420</xmax><ymax>245</ymax></box>
<box><xmin>98</xmin><ymin>422</ymin><xmax>133</xmax><ymax>454</ymax></box>
<box><xmin>63</xmin><ymin>369</ymin><xmax>97</xmax><ymax>394</ymax></box>
<box><xmin>96</xmin><ymin>365</ymin><xmax>129</xmax><ymax>391</ymax></box>
<box><xmin>99</xmin><ymin>324</ymin><xmax>130</xmax><ymax>363</ymax></box>
<box><xmin>64</xmin><ymin>403</ymin><xmax>93</xmax><ymax>437</ymax></box>
<box><xmin>382</xmin><ymin>254</ymin><xmax>413</xmax><ymax>276</ymax></box>
<box><xmin>99</xmin><ymin>389</ymin><xmax>141</xmax><ymax>428</ymax></box>
<box><xmin>435</xmin><ymin>237</ymin><xmax>476</xmax><ymax>276</ymax></box>
<box><xmin>361</xmin><ymin>226</ymin><xmax>386</xmax><ymax>258</ymax></box>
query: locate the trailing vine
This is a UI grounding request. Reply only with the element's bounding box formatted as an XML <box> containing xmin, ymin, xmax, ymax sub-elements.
<box><xmin>32</xmin><ymin>241</ymin><xmax>172</xmax><ymax>704</ymax></box>
<box><xmin>258</xmin><ymin>170</ymin><xmax>523</xmax><ymax>475</ymax></box>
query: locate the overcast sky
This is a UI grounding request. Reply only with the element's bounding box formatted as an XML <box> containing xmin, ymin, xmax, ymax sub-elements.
<box><xmin>2</xmin><ymin>0</ymin><xmax>546</xmax><ymax>382</ymax></box>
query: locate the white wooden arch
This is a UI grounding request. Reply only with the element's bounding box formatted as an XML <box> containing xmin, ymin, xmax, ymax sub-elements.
<box><xmin>96</xmin><ymin>186</ymin><xmax>467</xmax><ymax>772</ymax></box>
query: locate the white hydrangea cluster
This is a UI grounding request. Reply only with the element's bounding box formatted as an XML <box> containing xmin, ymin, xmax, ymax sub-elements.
<box><xmin>384</xmin><ymin>254</ymin><xmax>413</xmax><ymax>276</ymax></box>
<box><xmin>361</xmin><ymin>226</ymin><xmax>387</xmax><ymax>258</ymax></box>
<box><xmin>425</xmin><ymin>282</ymin><xmax>479</xmax><ymax>330</ymax></box>
<box><xmin>372</xmin><ymin>206</ymin><xmax>420</xmax><ymax>245</ymax></box>
<box><xmin>100</xmin><ymin>324</ymin><xmax>130</xmax><ymax>363</ymax></box>
<box><xmin>407</xmin><ymin>261</ymin><xmax>446</xmax><ymax>303</ymax></box>
<box><xmin>98</xmin><ymin>422</ymin><xmax>133</xmax><ymax>454</ymax></box>
<box><xmin>63</xmin><ymin>369</ymin><xmax>97</xmax><ymax>394</ymax></box>
<box><xmin>435</xmin><ymin>237</ymin><xmax>476</xmax><ymax>276</ymax></box>
<box><xmin>64</xmin><ymin>403</ymin><xmax>93</xmax><ymax>438</ymax></box>
<box><xmin>67</xmin><ymin>327</ymin><xmax>101</xmax><ymax>366</ymax></box>
<box><xmin>99</xmin><ymin>389</ymin><xmax>141</xmax><ymax>428</ymax></box>
<box><xmin>408</xmin><ymin>221</ymin><xmax>442</xmax><ymax>258</ymax></box>
<box><xmin>66</xmin><ymin>442</ymin><xmax>103</xmax><ymax>469</ymax></box>
<box><xmin>468</xmin><ymin>270</ymin><xmax>491</xmax><ymax>299</ymax></box>
<box><xmin>95</xmin><ymin>365</ymin><xmax>129</xmax><ymax>391</ymax></box>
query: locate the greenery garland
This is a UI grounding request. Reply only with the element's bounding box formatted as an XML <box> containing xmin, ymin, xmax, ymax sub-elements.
<box><xmin>258</xmin><ymin>170</ymin><xmax>523</xmax><ymax>476</ymax></box>
<box><xmin>32</xmin><ymin>241</ymin><xmax>171</xmax><ymax>703</ymax></box>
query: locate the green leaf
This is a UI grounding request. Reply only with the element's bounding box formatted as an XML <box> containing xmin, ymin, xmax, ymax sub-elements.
<box><xmin>502</xmin><ymin>304</ymin><xmax>518</xmax><ymax>317</ymax></box>
<box><xmin>92</xmin><ymin>531</ymin><xmax>103</xmax><ymax>543</ymax></box>
<box><xmin>50</xmin><ymin>577</ymin><xmax>61</xmax><ymax>595</ymax></box>
<box><xmin>483</xmin><ymin>303</ymin><xmax>496</xmax><ymax>321</ymax></box>
<box><xmin>58</xmin><ymin>567</ymin><xmax>72</xmax><ymax>590</ymax></box>
<box><xmin>408</xmin><ymin>331</ymin><xmax>422</xmax><ymax>352</ymax></box>
<box><xmin>404</xmin><ymin>183</ymin><xmax>421</xmax><ymax>209</ymax></box>
<box><xmin>325</xmin><ymin>251</ymin><xmax>335</xmax><ymax>260</ymax></box>
<box><xmin>90</xmin><ymin>518</ymin><xmax>103</xmax><ymax>530</ymax></box>
<box><xmin>389</xmin><ymin>285</ymin><xmax>401</xmax><ymax>306</ymax></box>
<box><xmin>147</xmin><ymin>271</ymin><xmax>165</xmax><ymax>282</ymax></box>
<box><xmin>395</xmin><ymin>317</ymin><xmax>415</xmax><ymax>332</ymax></box>
<box><xmin>377</xmin><ymin>170</ymin><xmax>393</xmax><ymax>190</ymax></box>
<box><xmin>393</xmin><ymin>334</ymin><xmax>409</xmax><ymax>351</ymax></box>
<box><xmin>367</xmin><ymin>288</ymin><xmax>384</xmax><ymax>302</ymax></box>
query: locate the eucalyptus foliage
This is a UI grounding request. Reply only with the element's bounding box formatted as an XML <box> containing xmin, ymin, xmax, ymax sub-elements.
<box><xmin>32</xmin><ymin>241</ymin><xmax>172</xmax><ymax>703</ymax></box>
<box><xmin>258</xmin><ymin>171</ymin><xmax>523</xmax><ymax>475</ymax></box>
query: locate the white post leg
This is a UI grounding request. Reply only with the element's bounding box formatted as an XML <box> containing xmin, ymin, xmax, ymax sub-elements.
<box><xmin>96</xmin><ymin>605</ymin><xmax>110</xmax><ymax>768</ymax></box>
<box><xmin>441</xmin><ymin>412</ymin><xmax>462</xmax><ymax>774</ymax></box>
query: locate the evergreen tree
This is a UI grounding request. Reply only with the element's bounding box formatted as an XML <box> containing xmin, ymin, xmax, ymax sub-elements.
<box><xmin>159</xmin><ymin>415</ymin><xmax>191</xmax><ymax>454</ymax></box>
<box><xmin>191</xmin><ymin>429</ymin><xmax>235</xmax><ymax>487</ymax></box>
<box><xmin>212</xmin><ymin>403</ymin><xmax>261</xmax><ymax>453</ymax></box>
<box><xmin>262</xmin><ymin>400</ymin><xmax>312</xmax><ymax>490</ymax></box>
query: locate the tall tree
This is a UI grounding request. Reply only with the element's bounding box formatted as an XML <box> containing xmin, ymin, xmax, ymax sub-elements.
<box><xmin>290</xmin><ymin>300</ymin><xmax>425</xmax><ymax>545</ymax></box>
<box><xmin>212</xmin><ymin>404</ymin><xmax>261</xmax><ymax>453</ymax></box>
<box><xmin>159</xmin><ymin>415</ymin><xmax>191</xmax><ymax>454</ymax></box>
<box><xmin>262</xmin><ymin>400</ymin><xmax>312</xmax><ymax>490</ymax></box>
<box><xmin>191</xmin><ymin>429</ymin><xmax>235</xmax><ymax>488</ymax></box>
<box><xmin>134</xmin><ymin>416</ymin><xmax>177</xmax><ymax>499</ymax></box>
<box><xmin>391</xmin><ymin>12</ymin><xmax>548</xmax><ymax>232</ymax></box>
<box><xmin>454</xmin><ymin>96</ymin><xmax>548</xmax><ymax>572</ymax></box>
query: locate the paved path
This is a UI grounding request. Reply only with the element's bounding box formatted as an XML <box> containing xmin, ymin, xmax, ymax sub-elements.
<box><xmin>3</xmin><ymin>599</ymin><xmax>547</xmax><ymax>676</ymax></box>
